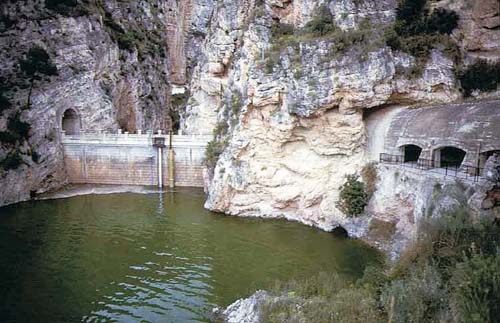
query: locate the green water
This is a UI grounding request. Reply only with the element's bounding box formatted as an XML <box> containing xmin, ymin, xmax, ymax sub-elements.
<box><xmin>0</xmin><ymin>189</ymin><xmax>379</xmax><ymax>322</ymax></box>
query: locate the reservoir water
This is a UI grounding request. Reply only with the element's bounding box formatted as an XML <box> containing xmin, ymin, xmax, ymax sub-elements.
<box><xmin>0</xmin><ymin>188</ymin><xmax>379</xmax><ymax>322</ymax></box>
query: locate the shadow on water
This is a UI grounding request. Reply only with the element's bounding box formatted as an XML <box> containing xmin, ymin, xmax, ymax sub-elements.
<box><xmin>0</xmin><ymin>188</ymin><xmax>381</xmax><ymax>322</ymax></box>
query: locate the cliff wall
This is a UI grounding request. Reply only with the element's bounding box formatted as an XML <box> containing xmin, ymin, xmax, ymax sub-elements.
<box><xmin>0</xmin><ymin>0</ymin><xmax>214</xmax><ymax>205</ymax></box>
<box><xmin>180</xmin><ymin>0</ymin><xmax>499</xmax><ymax>235</ymax></box>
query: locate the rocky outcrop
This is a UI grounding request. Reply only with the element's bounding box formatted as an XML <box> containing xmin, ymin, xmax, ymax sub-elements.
<box><xmin>182</xmin><ymin>0</ymin><xmax>496</xmax><ymax>233</ymax></box>
<box><xmin>0</xmin><ymin>0</ymin><xmax>214</xmax><ymax>206</ymax></box>
<box><xmin>212</xmin><ymin>290</ymin><xmax>269</xmax><ymax>323</ymax></box>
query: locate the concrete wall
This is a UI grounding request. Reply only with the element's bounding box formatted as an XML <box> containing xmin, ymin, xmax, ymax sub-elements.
<box><xmin>384</xmin><ymin>99</ymin><xmax>500</xmax><ymax>167</ymax></box>
<box><xmin>62</xmin><ymin>133</ymin><xmax>212</xmax><ymax>187</ymax></box>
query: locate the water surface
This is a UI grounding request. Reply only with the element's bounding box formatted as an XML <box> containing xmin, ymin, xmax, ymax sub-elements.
<box><xmin>0</xmin><ymin>188</ymin><xmax>379</xmax><ymax>322</ymax></box>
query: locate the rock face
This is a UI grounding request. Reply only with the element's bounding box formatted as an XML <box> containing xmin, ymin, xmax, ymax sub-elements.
<box><xmin>212</xmin><ymin>290</ymin><xmax>269</xmax><ymax>323</ymax></box>
<box><xmin>0</xmin><ymin>0</ymin><xmax>214</xmax><ymax>206</ymax></box>
<box><xmin>181</xmin><ymin>0</ymin><xmax>499</xmax><ymax>234</ymax></box>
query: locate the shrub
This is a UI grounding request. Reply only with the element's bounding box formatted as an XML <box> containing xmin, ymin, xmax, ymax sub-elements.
<box><xmin>45</xmin><ymin>0</ymin><xmax>78</xmax><ymax>15</ymax></box>
<box><xmin>303</xmin><ymin>4</ymin><xmax>336</xmax><ymax>37</ymax></box>
<box><xmin>387</xmin><ymin>0</ymin><xmax>459</xmax><ymax>76</ymax></box>
<box><xmin>271</xmin><ymin>24</ymin><xmax>294</xmax><ymax>38</ymax></box>
<box><xmin>204</xmin><ymin>139</ymin><xmax>227</xmax><ymax>169</ymax></box>
<box><xmin>381</xmin><ymin>265</ymin><xmax>445</xmax><ymax>322</ymax></box>
<box><xmin>20</xmin><ymin>47</ymin><xmax>58</xmax><ymax>79</ymax></box>
<box><xmin>0</xmin><ymin>113</ymin><xmax>31</xmax><ymax>145</ymax></box>
<box><xmin>0</xmin><ymin>150</ymin><xmax>23</xmax><ymax>171</ymax></box>
<box><xmin>261</xmin><ymin>210</ymin><xmax>500</xmax><ymax>323</ymax></box>
<box><xmin>0</xmin><ymin>92</ymin><xmax>12</xmax><ymax>113</ymax></box>
<box><xmin>337</xmin><ymin>174</ymin><xmax>368</xmax><ymax>217</ymax></box>
<box><xmin>426</xmin><ymin>8</ymin><xmax>459</xmax><ymax>35</ymax></box>
<box><xmin>450</xmin><ymin>254</ymin><xmax>500</xmax><ymax>323</ymax></box>
<box><xmin>457</xmin><ymin>59</ymin><xmax>500</xmax><ymax>97</ymax></box>
<box><xmin>116</xmin><ymin>32</ymin><xmax>138</xmax><ymax>51</ymax></box>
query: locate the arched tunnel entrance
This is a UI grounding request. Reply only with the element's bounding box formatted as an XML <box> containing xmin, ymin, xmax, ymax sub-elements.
<box><xmin>435</xmin><ymin>146</ymin><xmax>466</xmax><ymax>168</ymax></box>
<box><xmin>61</xmin><ymin>109</ymin><xmax>80</xmax><ymax>135</ymax></box>
<box><xmin>402</xmin><ymin>144</ymin><xmax>422</xmax><ymax>163</ymax></box>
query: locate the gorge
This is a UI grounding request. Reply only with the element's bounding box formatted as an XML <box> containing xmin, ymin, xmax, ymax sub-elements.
<box><xmin>0</xmin><ymin>0</ymin><xmax>500</xmax><ymax>321</ymax></box>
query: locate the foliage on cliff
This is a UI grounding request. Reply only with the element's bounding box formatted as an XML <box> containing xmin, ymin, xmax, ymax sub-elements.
<box><xmin>266</xmin><ymin>4</ymin><xmax>380</xmax><ymax>70</ymax></box>
<box><xmin>336</xmin><ymin>175</ymin><xmax>368</xmax><ymax>217</ymax></box>
<box><xmin>386</xmin><ymin>0</ymin><xmax>459</xmax><ymax>75</ymax></box>
<box><xmin>0</xmin><ymin>46</ymin><xmax>56</xmax><ymax>171</ymax></box>
<box><xmin>262</xmin><ymin>210</ymin><xmax>500</xmax><ymax>322</ymax></box>
<box><xmin>457</xmin><ymin>59</ymin><xmax>500</xmax><ymax>97</ymax></box>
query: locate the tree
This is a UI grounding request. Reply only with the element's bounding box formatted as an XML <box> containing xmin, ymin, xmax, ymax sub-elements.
<box><xmin>19</xmin><ymin>46</ymin><xmax>58</xmax><ymax>109</ymax></box>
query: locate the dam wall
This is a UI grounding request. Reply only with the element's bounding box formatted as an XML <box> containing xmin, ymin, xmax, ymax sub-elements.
<box><xmin>62</xmin><ymin>133</ymin><xmax>212</xmax><ymax>187</ymax></box>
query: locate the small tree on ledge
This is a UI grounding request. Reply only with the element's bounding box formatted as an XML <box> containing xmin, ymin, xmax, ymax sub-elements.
<box><xmin>336</xmin><ymin>174</ymin><xmax>368</xmax><ymax>217</ymax></box>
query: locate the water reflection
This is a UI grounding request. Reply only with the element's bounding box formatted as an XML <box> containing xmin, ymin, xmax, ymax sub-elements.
<box><xmin>0</xmin><ymin>188</ymin><xmax>380</xmax><ymax>322</ymax></box>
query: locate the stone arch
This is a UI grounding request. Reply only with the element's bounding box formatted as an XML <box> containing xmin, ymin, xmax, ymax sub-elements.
<box><xmin>400</xmin><ymin>144</ymin><xmax>423</xmax><ymax>163</ymax></box>
<box><xmin>434</xmin><ymin>146</ymin><xmax>467</xmax><ymax>168</ymax></box>
<box><xmin>61</xmin><ymin>108</ymin><xmax>81</xmax><ymax>135</ymax></box>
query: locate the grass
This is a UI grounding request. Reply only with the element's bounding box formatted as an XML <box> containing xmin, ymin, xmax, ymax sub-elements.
<box><xmin>261</xmin><ymin>209</ymin><xmax>500</xmax><ymax>322</ymax></box>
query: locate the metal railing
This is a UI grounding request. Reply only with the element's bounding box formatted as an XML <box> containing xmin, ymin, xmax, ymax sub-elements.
<box><xmin>380</xmin><ymin>153</ymin><xmax>484</xmax><ymax>183</ymax></box>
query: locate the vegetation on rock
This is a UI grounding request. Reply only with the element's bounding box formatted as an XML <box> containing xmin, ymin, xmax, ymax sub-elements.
<box><xmin>386</xmin><ymin>0</ymin><xmax>459</xmax><ymax>76</ymax></box>
<box><xmin>263</xmin><ymin>210</ymin><xmax>500</xmax><ymax>322</ymax></box>
<box><xmin>457</xmin><ymin>59</ymin><xmax>500</xmax><ymax>97</ymax></box>
<box><xmin>337</xmin><ymin>174</ymin><xmax>369</xmax><ymax>217</ymax></box>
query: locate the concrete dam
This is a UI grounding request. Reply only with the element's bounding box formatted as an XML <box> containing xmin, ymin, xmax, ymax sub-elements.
<box><xmin>62</xmin><ymin>132</ymin><xmax>211</xmax><ymax>188</ymax></box>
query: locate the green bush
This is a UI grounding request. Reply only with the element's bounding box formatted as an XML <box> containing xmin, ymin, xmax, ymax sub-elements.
<box><xmin>45</xmin><ymin>0</ymin><xmax>78</xmax><ymax>15</ymax></box>
<box><xmin>381</xmin><ymin>265</ymin><xmax>446</xmax><ymax>322</ymax></box>
<box><xmin>388</xmin><ymin>0</ymin><xmax>459</xmax><ymax>75</ymax></box>
<box><xmin>263</xmin><ymin>272</ymin><xmax>384</xmax><ymax>323</ymax></box>
<box><xmin>450</xmin><ymin>254</ymin><xmax>500</xmax><ymax>323</ymax></box>
<box><xmin>261</xmin><ymin>210</ymin><xmax>500</xmax><ymax>323</ymax></box>
<box><xmin>20</xmin><ymin>47</ymin><xmax>58</xmax><ymax>79</ymax></box>
<box><xmin>0</xmin><ymin>92</ymin><xmax>12</xmax><ymax>113</ymax></box>
<box><xmin>204</xmin><ymin>139</ymin><xmax>227</xmax><ymax>169</ymax></box>
<box><xmin>303</xmin><ymin>4</ymin><xmax>336</xmax><ymax>37</ymax></box>
<box><xmin>457</xmin><ymin>59</ymin><xmax>500</xmax><ymax>97</ymax></box>
<box><xmin>337</xmin><ymin>174</ymin><xmax>368</xmax><ymax>217</ymax></box>
<box><xmin>0</xmin><ymin>113</ymin><xmax>31</xmax><ymax>145</ymax></box>
<box><xmin>0</xmin><ymin>150</ymin><xmax>23</xmax><ymax>171</ymax></box>
<box><xmin>116</xmin><ymin>32</ymin><xmax>138</xmax><ymax>51</ymax></box>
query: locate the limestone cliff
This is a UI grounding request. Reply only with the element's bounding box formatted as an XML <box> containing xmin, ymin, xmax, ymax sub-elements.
<box><xmin>181</xmin><ymin>0</ymin><xmax>499</xmax><ymax>242</ymax></box>
<box><xmin>0</xmin><ymin>0</ymin><xmax>214</xmax><ymax>205</ymax></box>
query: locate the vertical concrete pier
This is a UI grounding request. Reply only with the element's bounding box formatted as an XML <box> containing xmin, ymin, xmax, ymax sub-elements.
<box><xmin>168</xmin><ymin>132</ymin><xmax>175</xmax><ymax>189</ymax></box>
<box><xmin>153</xmin><ymin>132</ymin><xmax>166</xmax><ymax>188</ymax></box>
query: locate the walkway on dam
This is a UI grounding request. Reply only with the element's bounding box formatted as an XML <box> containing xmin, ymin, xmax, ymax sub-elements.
<box><xmin>367</xmin><ymin>99</ymin><xmax>500</xmax><ymax>183</ymax></box>
<box><xmin>61</xmin><ymin>132</ymin><xmax>212</xmax><ymax>188</ymax></box>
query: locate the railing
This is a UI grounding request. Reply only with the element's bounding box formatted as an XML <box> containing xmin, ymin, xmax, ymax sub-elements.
<box><xmin>380</xmin><ymin>153</ymin><xmax>484</xmax><ymax>183</ymax></box>
<box><xmin>61</xmin><ymin>131</ymin><xmax>212</xmax><ymax>147</ymax></box>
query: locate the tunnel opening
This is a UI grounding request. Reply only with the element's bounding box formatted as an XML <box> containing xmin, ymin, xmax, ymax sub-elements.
<box><xmin>62</xmin><ymin>109</ymin><xmax>80</xmax><ymax>135</ymax></box>
<box><xmin>436</xmin><ymin>146</ymin><xmax>466</xmax><ymax>168</ymax></box>
<box><xmin>402</xmin><ymin>144</ymin><xmax>422</xmax><ymax>163</ymax></box>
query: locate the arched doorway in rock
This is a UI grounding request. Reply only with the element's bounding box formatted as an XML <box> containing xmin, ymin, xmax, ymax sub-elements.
<box><xmin>61</xmin><ymin>108</ymin><xmax>80</xmax><ymax>135</ymax></box>
<box><xmin>401</xmin><ymin>144</ymin><xmax>422</xmax><ymax>163</ymax></box>
<box><xmin>435</xmin><ymin>146</ymin><xmax>466</xmax><ymax>168</ymax></box>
